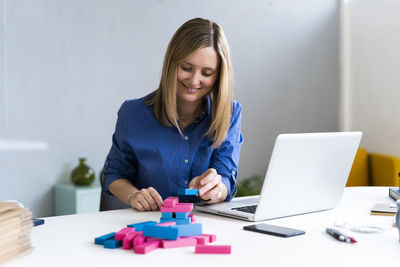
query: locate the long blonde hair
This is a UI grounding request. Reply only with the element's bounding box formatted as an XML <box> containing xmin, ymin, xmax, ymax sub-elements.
<box><xmin>146</xmin><ymin>18</ymin><xmax>233</xmax><ymax>148</ymax></box>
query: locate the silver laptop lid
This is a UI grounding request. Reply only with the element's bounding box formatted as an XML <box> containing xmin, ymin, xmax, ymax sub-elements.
<box><xmin>253</xmin><ymin>132</ymin><xmax>362</xmax><ymax>221</ymax></box>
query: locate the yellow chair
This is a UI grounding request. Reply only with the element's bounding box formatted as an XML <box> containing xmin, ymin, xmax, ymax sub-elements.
<box><xmin>346</xmin><ymin>148</ymin><xmax>400</xmax><ymax>186</ymax></box>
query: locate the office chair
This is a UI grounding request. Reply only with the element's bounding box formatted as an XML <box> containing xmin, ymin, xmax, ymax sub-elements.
<box><xmin>346</xmin><ymin>148</ymin><xmax>400</xmax><ymax>186</ymax></box>
<box><xmin>99</xmin><ymin>169</ymin><xmax>130</xmax><ymax>211</ymax></box>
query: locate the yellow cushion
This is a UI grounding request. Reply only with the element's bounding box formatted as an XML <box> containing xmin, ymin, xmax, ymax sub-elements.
<box><xmin>369</xmin><ymin>153</ymin><xmax>400</xmax><ymax>186</ymax></box>
<box><xmin>346</xmin><ymin>148</ymin><xmax>370</xmax><ymax>186</ymax></box>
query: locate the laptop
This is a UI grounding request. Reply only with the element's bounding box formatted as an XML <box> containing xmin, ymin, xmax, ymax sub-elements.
<box><xmin>195</xmin><ymin>132</ymin><xmax>362</xmax><ymax>221</ymax></box>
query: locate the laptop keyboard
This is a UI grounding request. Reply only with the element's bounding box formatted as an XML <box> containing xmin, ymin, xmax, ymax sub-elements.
<box><xmin>232</xmin><ymin>204</ymin><xmax>258</xmax><ymax>214</ymax></box>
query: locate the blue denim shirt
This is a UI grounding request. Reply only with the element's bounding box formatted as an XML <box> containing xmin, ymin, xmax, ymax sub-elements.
<box><xmin>102</xmin><ymin>96</ymin><xmax>243</xmax><ymax>201</ymax></box>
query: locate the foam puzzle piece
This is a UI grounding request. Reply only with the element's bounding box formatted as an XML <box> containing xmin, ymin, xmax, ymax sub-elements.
<box><xmin>94</xmin><ymin>232</ymin><xmax>116</xmax><ymax>245</ymax></box>
<box><xmin>161</xmin><ymin>212</ymin><xmax>173</xmax><ymax>219</ymax></box>
<box><xmin>172</xmin><ymin>223</ymin><xmax>202</xmax><ymax>237</ymax></box>
<box><xmin>177</xmin><ymin>188</ymin><xmax>199</xmax><ymax>196</ymax></box>
<box><xmin>163</xmin><ymin>197</ymin><xmax>179</xmax><ymax>207</ymax></box>
<box><xmin>127</xmin><ymin>221</ymin><xmax>158</xmax><ymax>231</ymax></box>
<box><xmin>179</xmin><ymin>195</ymin><xmax>201</xmax><ymax>203</ymax></box>
<box><xmin>175</xmin><ymin>212</ymin><xmax>190</xmax><ymax>218</ymax></box>
<box><xmin>143</xmin><ymin>225</ymin><xmax>179</xmax><ymax>240</ymax></box>
<box><xmin>122</xmin><ymin>231</ymin><xmax>142</xmax><ymax>250</ymax></box>
<box><xmin>104</xmin><ymin>239</ymin><xmax>123</xmax><ymax>249</ymax></box>
<box><xmin>115</xmin><ymin>227</ymin><xmax>136</xmax><ymax>241</ymax></box>
<box><xmin>183</xmin><ymin>235</ymin><xmax>209</xmax><ymax>245</ymax></box>
<box><xmin>195</xmin><ymin>245</ymin><xmax>231</xmax><ymax>254</ymax></box>
<box><xmin>160</xmin><ymin>217</ymin><xmax>191</xmax><ymax>225</ymax></box>
<box><xmin>134</xmin><ymin>240</ymin><xmax>161</xmax><ymax>254</ymax></box>
<box><xmin>157</xmin><ymin>221</ymin><xmax>177</xmax><ymax>226</ymax></box>
<box><xmin>161</xmin><ymin>237</ymin><xmax>197</xmax><ymax>249</ymax></box>
<box><xmin>133</xmin><ymin>234</ymin><xmax>146</xmax><ymax>248</ymax></box>
<box><xmin>160</xmin><ymin>203</ymin><xmax>194</xmax><ymax>213</ymax></box>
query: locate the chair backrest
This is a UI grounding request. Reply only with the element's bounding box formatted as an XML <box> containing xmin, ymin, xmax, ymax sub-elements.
<box><xmin>99</xmin><ymin>169</ymin><xmax>130</xmax><ymax>211</ymax></box>
<box><xmin>346</xmin><ymin>148</ymin><xmax>370</xmax><ymax>186</ymax></box>
<box><xmin>369</xmin><ymin>153</ymin><xmax>400</xmax><ymax>186</ymax></box>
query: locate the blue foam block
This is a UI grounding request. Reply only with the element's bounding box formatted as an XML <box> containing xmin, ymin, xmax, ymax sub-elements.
<box><xmin>94</xmin><ymin>232</ymin><xmax>116</xmax><ymax>245</ymax></box>
<box><xmin>177</xmin><ymin>188</ymin><xmax>199</xmax><ymax>196</ymax></box>
<box><xmin>142</xmin><ymin>225</ymin><xmax>179</xmax><ymax>240</ymax></box>
<box><xmin>172</xmin><ymin>223</ymin><xmax>202</xmax><ymax>237</ymax></box>
<box><xmin>160</xmin><ymin>217</ymin><xmax>191</xmax><ymax>225</ymax></box>
<box><xmin>127</xmin><ymin>221</ymin><xmax>158</xmax><ymax>231</ymax></box>
<box><xmin>161</xmin><ymin>212</ymin><xmax>173</xmax><ymax>219</ymax></box>
<box><xmin>104</xmin><ymin>239</ymin><xmax>122</xmax><ymax>249</ymax></box>
<box><xmin>175</xmin><ymin>212</ymin><xmax>190</xmax><ymax>219</ymax></box>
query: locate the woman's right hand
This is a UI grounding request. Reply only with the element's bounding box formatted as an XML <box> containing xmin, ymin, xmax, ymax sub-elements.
<box><xmin>128</xmin><ymin>187</ymin><xmax>163</xmax><ymax>211</ymax></box>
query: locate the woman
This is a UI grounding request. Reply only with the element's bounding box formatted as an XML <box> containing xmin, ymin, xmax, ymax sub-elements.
<box><xmin>103</xmin><ymin>18</ymin><xmax>243</xmax><ymax>211</ymax></box>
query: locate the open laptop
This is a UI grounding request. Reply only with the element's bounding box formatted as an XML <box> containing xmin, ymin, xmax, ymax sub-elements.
<box><xmin>195</xmin><ymin>132</ymin><xmax>362</xmax><ymax>221</ymax></box>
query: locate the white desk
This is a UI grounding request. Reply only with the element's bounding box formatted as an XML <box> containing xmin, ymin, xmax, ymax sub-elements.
<box><xmin>8</xmin><ymin>187</ymin><xmax>400</xmax><ymax>267</ymax></box>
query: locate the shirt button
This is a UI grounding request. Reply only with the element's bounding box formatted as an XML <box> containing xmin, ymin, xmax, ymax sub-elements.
<box><xmin>231</xmin><ymin>170</ymin><xmax>236</xmax><ymax>175</ymax></box>
<box><xmin>184</xmin><ymin>181</ymin><xmax>188</xmax><ymax>185</ymax></box>
<box><xmin>184</xmin><ymin>136</ymin><xmax>189</xmax><ymax>140</ymax></box>
<box><xmin>184</xmin><ymin>159</ymin><xmax>189</xmax><ymax>164</ymax></box>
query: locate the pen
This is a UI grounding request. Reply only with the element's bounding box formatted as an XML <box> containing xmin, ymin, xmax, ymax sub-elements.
<box><xmin>326</xmin><ymin>228</ymin><xmax>357</xmax><ymax>243</ymax></box>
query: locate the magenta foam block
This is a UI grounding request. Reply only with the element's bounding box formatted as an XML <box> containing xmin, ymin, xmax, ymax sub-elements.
<box><xmin>188</xmin><ymin>214</ymin><xmax>195</xmax><ymax>222</ymax></box>
<box><xmin>161</xmin><ymin>237</ymin><xmax>197</xmax><ymax>248</ymax></box>
<box><xmin>184</xmin><ymin>235</ymin><xmax>209</xmax><ymax>245</ymax></box>
<box><xmin>157</xmin><ymin>221</ymin><xmax>177</xmax><ymax>226</ymax></box>
<box><xmin>134</xmin><ymin>240</ymin><xmax>161</xmax><ymax>254</ymax></box>
<box><xmin>122</xmin><ymin>231</ymin><xmax>141</xmax><ymax>250</ymax></box>
<box><xmin>160</xmin><ymin>203</ymin><xmax>194</xmax><ymax>213</ymax></box>
<box><xmin>195</xmin><ymin>245</ymin><xmax>231</xmax><ymax>254</ymax></box>
<box><xmin>203</xmin><ymin>234</ymin><xmax>217</xmax><ymax>243</ymax></box>
<box><xmin>163</xmin><ymin>197</ymin><xmax>179</xmax><ymax>207</ymax></box>
<box><xmin>115</xmin><ymin>227</ymin><xmax>136</xmax><ymax>241</ymax></box>
<box><xmin>132</xmin><ymin>234</ymin><xmax>146</xmax><ymax>248</ymax></box>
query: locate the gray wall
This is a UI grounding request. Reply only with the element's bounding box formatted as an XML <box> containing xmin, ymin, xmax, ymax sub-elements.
<box><xmin>0</xmin><ymin>0</ymin><xmax>340</xmax><ymax>217</ymax></box>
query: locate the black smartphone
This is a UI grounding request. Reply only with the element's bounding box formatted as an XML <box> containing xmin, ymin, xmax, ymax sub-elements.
<box><xmin>243</xmin><ymin>223</ymin><xmax>305</xmax><ymax>238</ymax></box>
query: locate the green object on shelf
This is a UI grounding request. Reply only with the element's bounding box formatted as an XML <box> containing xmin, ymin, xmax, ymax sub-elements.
<box><xmin>236</xmin><ymin>175</ymin><xmax>264</xmax><ymax>197</ymax></box>
<box><xmin>71</xmin><ymin>158</ymin><xmax>95</xmax><ymax>186</ymax></box>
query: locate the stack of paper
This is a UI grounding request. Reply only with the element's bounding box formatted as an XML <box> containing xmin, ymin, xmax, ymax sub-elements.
<box><xmin>0</xmin><ymin>202</ymin><xmax>33</xmax><ymax>264</ymax></box>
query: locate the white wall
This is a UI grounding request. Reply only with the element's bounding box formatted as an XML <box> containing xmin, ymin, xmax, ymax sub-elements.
<box><xmin>0</xmin><ymin>0</ymin><xmax>340</xmax><ymax>217</ymax></box>
<box><xmin>342</xmin><ymin>0</ymin><xmax>400</xmax><ymax>156</ymax></box>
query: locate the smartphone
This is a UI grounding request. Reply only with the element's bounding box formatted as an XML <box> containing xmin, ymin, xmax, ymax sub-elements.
<box><xmin>243</xmin><ymin>223</ymin><xmax>305</xmax><ymax>238</ymax></box>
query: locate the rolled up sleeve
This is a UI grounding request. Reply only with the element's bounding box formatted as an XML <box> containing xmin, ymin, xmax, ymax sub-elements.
<box><xmin>211</xmin><ymin>102</ymin><xmax>243</xmax><ymax>201</ymax></box>
<box><xmin>103</xmin><ymin>101</ymin><xmax>137</xmax><ymax>194</ymax></box>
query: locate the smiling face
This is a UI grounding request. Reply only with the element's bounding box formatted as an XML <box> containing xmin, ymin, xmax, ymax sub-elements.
<box><xmin>176</xmin><ymin>46</ymin><xmax>220</xmax><ymax>108</ymax></box>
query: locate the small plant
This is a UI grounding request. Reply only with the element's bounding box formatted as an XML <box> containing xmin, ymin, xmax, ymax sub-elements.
<box><xmin>236</xmin><ymin>175</ymin><xmax>264</xmax><ymax>197</ymax></box>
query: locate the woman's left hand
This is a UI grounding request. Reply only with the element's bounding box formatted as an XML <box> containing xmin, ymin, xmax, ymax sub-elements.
<box><xmin>189</xmin><ymin>168</ymin><xmax>227</xmax><ymax>204</ymax></box>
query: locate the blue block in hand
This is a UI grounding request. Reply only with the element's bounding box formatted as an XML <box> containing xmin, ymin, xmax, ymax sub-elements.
<box><xmin>177</xmin><ymin>188</ymin><xmax>199</xmax><ymax>196</ymax></box>
<box><xmin>94</xmin><ymin>232</ymin><xmax>116</xmax><ymax>245</ymax></box>
<box><xmin>127</xmin><ymin>221</ymin><xmax>158</xmax><ymax>231</ymax></box>
<box><xmin>104</xmin><ymin>239</ymin><xmax>122</xmax><ymax>249</ymax></box>
<box><xmin>143</xmin><ymin>225</ymin><xmax>179</xmax><ymax>240</ymax></box>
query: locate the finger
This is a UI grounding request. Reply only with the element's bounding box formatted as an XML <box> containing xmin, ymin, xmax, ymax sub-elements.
<box><xmin>201</xmin><ymin>183</ymin><xmax>223</xmax><ymax>200</ymax></box>
<box><xmin>140</xmin><ymin>189</ymin><xmax>158</xmax><ymax>211</ymax></box>
<box><xmin>136</xmin><ymin>192</ymin><xmax>152</xmax><ymax>211</ymax></box>
<box><xmin>132</xmin><ymin>200</ymin><xmax>144</xmax><ymax>212</ymax></box>
<box><xmin>148</xmin><ymin>187</ymin><xmax>163</xmax><ymax>209</ymax></box>
<box><xmin>199</xmin><ymin>168</ymin><xmax>217</xmax><ymax>186</ymax></box>
<box><xmin>189</xmin><ymin>176</ymin><xmax>201</xmax><ymax>189</ymax></box>
<box><xmin>199</xmin><ymin>174</ymin><xmax>220</xmax><ymax>196</ymax></box>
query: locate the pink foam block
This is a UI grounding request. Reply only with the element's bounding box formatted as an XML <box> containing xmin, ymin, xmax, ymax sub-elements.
<box><xmin>115</xmin><ymin>227</ymin><xmax>136</xmax><ymax>241</ymax></box>
<box><xmin>163</xmin><ymin>197</ymin><xmax>179</xmax><ymax>207</ymax></box>
<box><xmin>145</xmin><ymin>237</ymin><xmax>163</xmax><ymax>242</ymax></box>
<box><xmin>203</xmin><ymin>234</ymin><xmax>217</xmax><ymax>243</ymax></box>
<box><xmin>160</xmin><ymin>203</ymin><xmax>194</xmax><ymax>213</ymax></box>
<box><xmin>132</xmin><ymin>233</ymin><xmax>146</xmax><ymax>249</ymax></box>
<box><xmin>161</xmin><ymin>237</ymin><xmax>197</xmax><ymax>249</ymax></box>
<box><xmin>183</xmin><ymin>234</ymin><xmax>213</xmax><ymax>245</ymax></box>
<box><xmin>134</xmin><ymin>240</ymin><xmax>161</xmax><ymax>254</ymax></box>
<box><xmin>122</xmin><ymin>231</ymin><xmax>141</xmax><ymax>250</ymax></box>
<box><xmin>157</xmin><ymin>221</ymin><xmax>176</xmax><ymax>226</ymax></box>
<box><xmin>188</xmin><ymin>214</ymin><xmax>195</xmax><ymax>222</ymax></box>
<box><xmin>195</xmin><ymin>245</ymin><xmax>231</xmax><ymax>254</ymax></box>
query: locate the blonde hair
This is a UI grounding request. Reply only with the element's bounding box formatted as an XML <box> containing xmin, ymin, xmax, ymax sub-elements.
<box><xmin>146</xmin><ymin>18</ymin><xmax>233</xmax><ymax>148</ymax></box>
